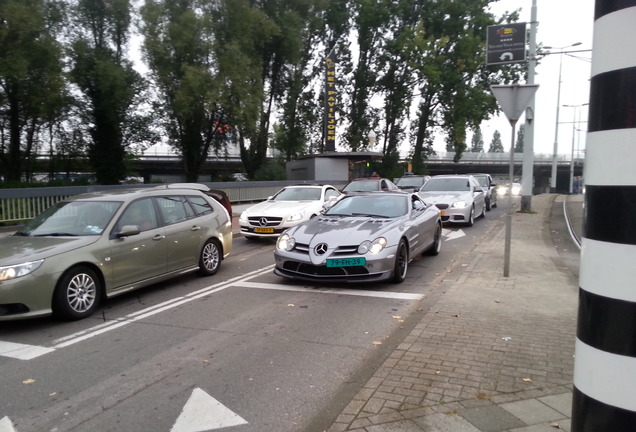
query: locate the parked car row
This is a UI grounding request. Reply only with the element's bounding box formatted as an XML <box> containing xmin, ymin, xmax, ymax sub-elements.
<box><xmin>1</xmin><ymin>173</ymin><xmax>502</xmax><ymax>322</ymax></box>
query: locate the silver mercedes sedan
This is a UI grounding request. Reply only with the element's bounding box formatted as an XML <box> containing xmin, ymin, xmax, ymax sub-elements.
<box><xmin>274</xmin><ymin>192</ymin><xmax>442</xmax><ymax>284</ymax></box>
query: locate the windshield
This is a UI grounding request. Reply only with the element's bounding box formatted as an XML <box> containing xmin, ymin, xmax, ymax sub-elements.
<box><xmin>326</xmin><ymin>195</ymin><xmax>407</xmax><ymax>218</ymax></box>
<box><xmin>397</xmin><ymin>177</ymin><xmax>426</xmax><ymax>187</ymax></box>
<box><xmin>472</xmin><ymin>176</ymin><xmax>488</xmax><ymax>187</ymax></box>
<box><xmin>16</xmin><ymin>201</ymin><xmax>122</xmax><ymax>237</ymax></box>
<box><xmin>342</xmin><ymin>180</ymin><xmax>380</xmax><ymax>192</ymax></box>
<box><xmin>273</xmin><ymin>187</ymin><xmax>321</xmax><ymax>201</ymax></box>
<box><xmin>420</xmin><ymin>177</ymin><xmax>471</xmax><ymax>192</ymax></box>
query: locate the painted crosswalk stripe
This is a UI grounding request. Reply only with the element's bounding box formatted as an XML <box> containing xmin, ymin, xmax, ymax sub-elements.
<box><xmin>0</xmin><ymin>341</ymin><xmax>55</xmax><ymax>360</ymax></box>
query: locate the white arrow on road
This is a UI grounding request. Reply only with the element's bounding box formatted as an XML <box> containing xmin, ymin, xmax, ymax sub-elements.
<box><xmin>0</xmin><ymin>416</ymin><xmax>16</xmax><ymax>432</ymax></box>
<box><xmin>442</xmin><ymin>228</ymin><xmax>466</xmax><ymax>241</ymax></box>
<box><xmin>171</xmin><ymin>388</ymin><xmax>247</xmax><ymax>432</ymax></box>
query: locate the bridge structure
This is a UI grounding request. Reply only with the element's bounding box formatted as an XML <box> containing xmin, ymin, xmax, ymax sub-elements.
<box><xmin>134</xmin><ymin>151</ymin><xmax>584</xmax><ymax>195</ymax></box>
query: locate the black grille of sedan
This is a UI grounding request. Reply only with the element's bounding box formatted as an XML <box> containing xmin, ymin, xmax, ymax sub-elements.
<box><xmin>282</xmin><ymin>261</ymin><xmax>369</xmax><ymax>277</ymax></box>
<box><xmin>247</xmin><ymin>216</ymin><xmax>283</xmax><ymax>227</ymax></box>
<box><xmin>435</xmin><ymin>204</ymin><xmax>449</xmax><ymax>209</ymax></box>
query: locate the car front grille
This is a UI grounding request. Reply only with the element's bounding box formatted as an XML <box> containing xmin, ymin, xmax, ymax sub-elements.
<box><xmin>247</xmin><ymin>216</ymin><xmax>283</xmax><ymax>227</ymax></box>
<box><xmin>293</xmin><ymin>242</ymin><xmax>359</xmax><ymax>256</ymax></box>
<box><xmin>435</xmin><ymin>204</ymin><xmax>449</xmax><ymax>209</ymax></box>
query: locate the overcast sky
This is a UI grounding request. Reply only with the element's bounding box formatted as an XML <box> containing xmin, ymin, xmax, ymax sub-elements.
<box><xmin>470</xmin><ymin>0</ymin><xmax>595</xmax><ymax>157</ymax></box>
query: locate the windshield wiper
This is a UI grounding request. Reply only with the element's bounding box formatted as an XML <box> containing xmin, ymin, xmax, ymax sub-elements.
<box><xmin>351</xmin><ymin>213</ymin><xmax>389</xmax><ymax>218</ymax></box>
<box><xmin>33</xmin><ymin>232</ymin><xmax>78</xmax><ymax>237</ymax></box>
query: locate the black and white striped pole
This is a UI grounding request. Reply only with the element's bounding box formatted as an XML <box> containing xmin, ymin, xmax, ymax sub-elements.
<box><xmin>572</xmin><ymin>1</ymin><xmax>636</xmax><ymax>430</ymax></box>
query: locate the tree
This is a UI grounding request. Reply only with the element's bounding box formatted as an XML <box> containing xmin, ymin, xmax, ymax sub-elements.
<box><xmin>267</xmin><ymin>0</ymin><xmax>338</xmax><ymax>161</ymax></box>
<box><xmin>140</xmin><ymin>0</ymin><xmax>236</xmax><ymax>182</ymax></box>
<box><xmin>0</xmin><ymin>0</ymin><xmax>66</xmax><ymax>183</ymax></box>
<box><xmin>470</xmin><ymin>127</ymin><xmax>484</xmax><ymax>152</ymax></box>
<box><xmin>67</xmin><ymin>0</ymin><xmax>150</xmax><ymax>184</ymax></box>
<box><xmin>488</xmin><ymin>130</ymin><xmax>504</xmax><ymax>152</ymax></box>
<box><xmin>515</xmin><ymin>123</ymin><xmax>525</xmax><ymax>153</ymax></box>
<box><xmin>409</xmin><ymin>0</ymin><xmax>523</xmax><ymax>164</ymax></box>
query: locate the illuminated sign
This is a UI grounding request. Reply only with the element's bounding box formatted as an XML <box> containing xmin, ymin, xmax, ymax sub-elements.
<box><xmin>325</xmin><ymin>53</ymin><xmax>336</xmax><ymax>151</ymax></box>
<box><xmin>486</xmin><ymin>23</ymin><xmax>527</xmax><ymax>65</ymax></box>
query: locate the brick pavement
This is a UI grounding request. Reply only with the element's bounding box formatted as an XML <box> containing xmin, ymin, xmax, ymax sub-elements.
<box><xmin>326</xmin><ymin>194</ymin><xmax>579</xmax><ymax>432</ymax></box>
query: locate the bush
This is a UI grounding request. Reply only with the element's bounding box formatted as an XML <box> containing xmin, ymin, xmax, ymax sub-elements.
<box><xmin>254</xmin><ymin>161</ymin><xmax>286</xmax><ymax>181</ymax></box>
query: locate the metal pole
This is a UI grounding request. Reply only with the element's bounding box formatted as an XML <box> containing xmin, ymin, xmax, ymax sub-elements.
<box><xmin>520</xmin><ymin>0</ymin><xmax>537</xmax><ymax>211</ymax></box>
<box><xmin>569</xmin><ymin>107</ymin><xmax>577</xmax><ymax>194</ymax></box>
<box><xmin>550</xmin><ymin>54</ymin><xmax>563</xmax><ymax>192</ymax></box>
<box><xmin>503</xmin><ymin>121</ymin><xmax>516</xmax><ymax>278</ymax></box>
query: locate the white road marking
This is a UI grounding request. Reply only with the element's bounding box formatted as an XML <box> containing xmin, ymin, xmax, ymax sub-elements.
<box><xmin>240</xmin><ymin>281</ymin><xmax>425</xmax><ymax>300</ymax></box>
<box><xmin>0</xmin><ymin>341</ymin><xmax>55</xmax><ymax>360</ymax></box>
<box><xmin>0</xmin><ymin>416</ymin><xmax>16</xmax><ymax>432</ymax></box>
<box><xmin>171</xmin><ymin>388</ymin><xmax>247</xmax><ymax>432</ymax></box>
<box><xmin>443</xmin><ymin>228</ymin><xmax>466</xmax><ymax>241</ymax></box>
<box><xmin>1</xmin><ymin>257</ymin><xmax>429</xmax><ymax>360</ymax></box>
<box><xmin>0</xmin><ymin>266</ymin><xmax>274</xmax><ymax>360</ymax></box>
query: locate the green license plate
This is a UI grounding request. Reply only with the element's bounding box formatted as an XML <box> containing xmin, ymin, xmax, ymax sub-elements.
<box><xmin>326</xmin><ymin>257</ymin><xmax>366</xmax><ymax>267</ymax></box>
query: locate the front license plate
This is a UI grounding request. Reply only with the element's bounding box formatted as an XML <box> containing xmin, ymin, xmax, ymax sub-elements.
<box><xmin>254</xmin><ymin>227</ymin><xmax>274</xmax><ymax>233</ymax></box>
<box><xmin>326</xmin><ymin>257</ymin><xmax>367</xmax><ymax>267</ymax></box>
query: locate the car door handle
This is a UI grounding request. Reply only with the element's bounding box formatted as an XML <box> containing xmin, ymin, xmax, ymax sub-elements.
<box><xmin>191</xmin><ymin>226</ymin><xmax>202</xmax><ymax>231</ymax></box>
<box><xmin>152</xmin><ymin>234</ymin><xmax>165</xmax><ymax>241</ymax></box>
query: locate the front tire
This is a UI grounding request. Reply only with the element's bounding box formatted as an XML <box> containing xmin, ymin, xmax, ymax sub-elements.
<box><xmin>426</xmin><ymin>223</ymin><xmax>442</xmax><ymax>256</ymax></box>
<box><xmin>392</xmin><ymin>239</ymin><xmax>409</xmax><ymax>283</ymax></box>
<box><xmin>53</xmin><ymin>266</ymin><xmax>101</xmax><ymax>321</ymax></box>
<box><xmin>199</xmin><ymin>239</ymin><xmax>222</xmax><ymax>275</ymax></box>
<box><xmin>465</xmin><ymin>206</ymin><xmax>475</xmax><ymax>227</ymax></box>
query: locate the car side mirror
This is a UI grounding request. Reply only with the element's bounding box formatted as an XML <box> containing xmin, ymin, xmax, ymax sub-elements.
<box><xmin>117</xmin><ymin>225</ymin><xmax>140</xmax><ymax>237</ymax></box>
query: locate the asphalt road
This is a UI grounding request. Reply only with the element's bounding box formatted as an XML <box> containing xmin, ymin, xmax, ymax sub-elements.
<box><xmin>0</xmin><ymin>196</ymin><xmax>579</xmax><ymax>432</ymax></box>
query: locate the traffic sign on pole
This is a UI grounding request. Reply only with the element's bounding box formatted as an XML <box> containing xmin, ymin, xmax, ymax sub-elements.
<box><xmin>489</xmin><ymin>83</ymin><xmax>539</xmax><ymax>277</ymax></box>
<box><xmin>490</xmin><ymin>84</ymin><xmax>539</xmax><ymax>126</ymax></box>
<box><xmin>487</xmin><ymin>23</ymin><xmax>527</xmax><ymax>65</ymax></box>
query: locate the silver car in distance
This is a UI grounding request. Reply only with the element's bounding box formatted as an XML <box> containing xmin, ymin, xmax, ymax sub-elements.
<box><xmin>274</xmin><ymin>192</ymin><xmax>442</xmax><ymax>284</ymax></box>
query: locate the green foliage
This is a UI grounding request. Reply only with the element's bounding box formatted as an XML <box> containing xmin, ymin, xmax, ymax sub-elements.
<box><xmin>67</xmin><ymin>0</ymin><xmax>147</xmax><ymax>185</ymax></box>
<box><xmin>253</xmin><ymin>160</ymin><xmax>287</xmax><ymax>181</ymax></box>
<box><xmin>0</xmin><ymin>0</ymin><xmax>65</xmax><ymax>183</ymax></box>
<box><xmin>471</xmin><ymin>127</ymin><xmax>485</xmax><ymax>152</ymax></box>
<box><xmin>489</xmin><ymin>130</ymin><xmax>504</xmax><ymax>152</ymax></box>
<box><xmin>0</xmin><ymin>0</ymin><xmax>527</xmax><ymax>184</ymax></box>
<box><xmin>515</xmin><ymin>124</ymin><xmax>525</xmax><ymax>153</ymax></box>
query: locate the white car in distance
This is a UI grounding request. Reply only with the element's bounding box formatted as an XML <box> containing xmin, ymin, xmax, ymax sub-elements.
<box><xmin>239</xmin><ymin>184</ymin><xmax>342</xmax><ymax>239</ymax></box>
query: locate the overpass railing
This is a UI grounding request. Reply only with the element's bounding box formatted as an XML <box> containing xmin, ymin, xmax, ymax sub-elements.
<box><xmin>0</xmin><ymin>180</ymin><xmax>345</xmax><ymax>224</ymax></box>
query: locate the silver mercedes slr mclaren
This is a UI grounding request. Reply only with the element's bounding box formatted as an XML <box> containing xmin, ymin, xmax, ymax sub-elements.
<box><xmin>274</xmin><ymin>191</ymin><xmax>442</xmax><ymax>284</ymax></box>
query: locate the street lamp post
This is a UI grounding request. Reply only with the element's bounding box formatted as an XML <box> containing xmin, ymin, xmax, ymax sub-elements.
<box><xmin>546</xmin><ymin>42</ymin><xmax>582</xmax><ymax>193</ymax></box>
<box><xmin>563</xmin><ymin>103</ymin><xmax>588</xmax><ymax>194</ymax></box>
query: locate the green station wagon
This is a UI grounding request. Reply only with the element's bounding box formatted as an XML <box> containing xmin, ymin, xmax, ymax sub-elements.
<box><xmin>0</xmin><ymin>184</ymin><xmax>233</xmax><ymax>321</ymax></box>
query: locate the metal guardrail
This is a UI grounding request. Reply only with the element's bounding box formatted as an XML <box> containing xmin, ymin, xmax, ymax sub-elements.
<box><xmin>0</xmin><ymin>181</ymin><xmax>346</xmax><ymax>223</ymax></box>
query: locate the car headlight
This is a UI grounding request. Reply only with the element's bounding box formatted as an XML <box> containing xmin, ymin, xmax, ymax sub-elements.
<box><xmin>239</xmin><ymin>211</ymin><xmax>248</xmax><ymax>222</ymax></box>
<box><xmin>286</xmin><ymin>211</ymin><xmax>305</xmax><ymax>222</ymax></box>
<box><xmin>0</xmin><ymin>259</ymin><xmax>44</xmax><ymax>281</ymax></box>
<box><xmin>451</xmin><ymin>201</ymin><xmax>469</xmax><ymax>209</ymax></box>
<box><xmin>358</xmin><ymin>237</ymin><xmax>387</xmax><ymax>254</ymax></box>
<box><xmin>277</xmin><ymin>233</ymin><xmax>295</xmax><ymax>251</ymax></box>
